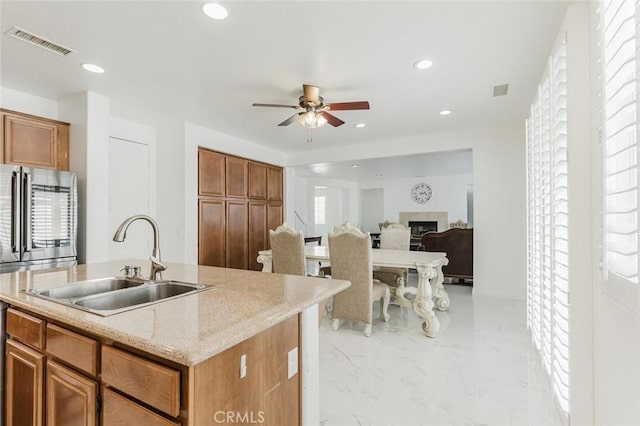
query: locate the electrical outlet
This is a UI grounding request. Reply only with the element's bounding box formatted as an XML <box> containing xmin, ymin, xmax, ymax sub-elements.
<box><xmin>287</xmin><ymin>347</ymin><xmax>298</xmax><ymax>379</ymax></box>
<box><xmin>240</xmin><ymin>353</ymin><xmax>247</xmax><ymax>378</ymax></box>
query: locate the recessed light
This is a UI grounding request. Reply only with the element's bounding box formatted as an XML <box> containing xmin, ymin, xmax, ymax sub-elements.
<box><xmin>202</xmin><ymin>3</ymin><xmax>228</xmax><ymax>20</ymax></box>
<box><xmin>439</xmin><ymin>109</ymin><xmax>452</xmax><ymax>116</ymax></box>
<box><xmin>354</xmin><ymin>123</ymin><xmax>366</xmax><ymax>128</ymax></box>
<box><xmin>351</xmin><ymin>164</ymin><xmax>359</xmax><ymax>168</ymax></box>
<box><xmin>414</xmin><ymin>59</ymin><xmax>433</xmax><ymax>70</ymax></box>
<box><xmin>82</xmin><ymin>63</ymin><xmax>104</xmax><ymax>74</ymax></box>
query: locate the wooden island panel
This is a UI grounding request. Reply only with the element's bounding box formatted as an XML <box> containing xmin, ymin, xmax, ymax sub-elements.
<box><xmin>191</xmin><ymin>314</ymin><xmax>300</xmax><ymax>426</ymax></box>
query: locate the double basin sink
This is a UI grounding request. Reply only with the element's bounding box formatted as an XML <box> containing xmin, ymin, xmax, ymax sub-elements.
<box><xmin>24</xmin><ymin>277</ymin><xmax>213</xmax><ymax>316</ymax></box>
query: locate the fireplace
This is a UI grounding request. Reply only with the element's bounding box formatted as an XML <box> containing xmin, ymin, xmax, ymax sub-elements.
<box><xmin>408</xmin><ymin>221</ymin><xmax>438</xmax><ymax>237</ymax></box>
<box><xmin>399</xmin><ymin>211</ymin><xmax>449</xmax><ymax>234</ymax></box>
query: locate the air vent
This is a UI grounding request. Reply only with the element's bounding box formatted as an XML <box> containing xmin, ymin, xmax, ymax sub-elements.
<box><xmin>5</xmin><ymin>26</ymin><xmax>76</xmax><ymax>56</ymax></box>
<box><xmin>492</xmin><ymin>83</ymin><xmax>509</xmax><ymax>97</ymax></box>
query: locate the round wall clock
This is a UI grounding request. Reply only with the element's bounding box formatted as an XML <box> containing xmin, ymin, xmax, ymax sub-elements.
<box><xmin>411</xmin><ymin>182</ymin><xmax>432</xmax><ymax>204</ymax></box>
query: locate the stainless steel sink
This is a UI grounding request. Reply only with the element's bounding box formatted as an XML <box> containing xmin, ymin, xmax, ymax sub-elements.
<box><xmin>73</xmin><ymin>282</ymin><xmax>204</xmax><ymax>312</ymax></box>
<box><xmin>28</xmin><ymin>277</ymin><xmax>145</xmax><ymax>299</ymax></box>
<box><xmin>24</xmin><ymin>279</ymin><xmax>213</xmax><ymax>316</ymax></box>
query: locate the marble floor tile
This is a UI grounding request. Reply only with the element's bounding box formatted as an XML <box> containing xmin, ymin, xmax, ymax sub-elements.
<box><xmin>318</xmin><ymin>274</ymin><xmax>564</xmax><ymax>426</ymax></box>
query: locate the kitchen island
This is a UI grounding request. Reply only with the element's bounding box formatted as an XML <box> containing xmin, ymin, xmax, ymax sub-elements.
<box><xmin>0</xmin><ymin>260</ymin><xmax>350</xmax><ymax>425</ymax></box>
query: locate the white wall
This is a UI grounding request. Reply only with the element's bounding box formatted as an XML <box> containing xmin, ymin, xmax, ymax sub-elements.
<box><xmin>287</xmin><ymin>126</ymin><xmax>526</xmax><ymax>300</ymax></box>
<box><xmin>183</xmin><ymin>122</ymin><xmax>287</xmax><ymax>264</ymax></box>
<box><xmin>0</xmin><ymin>87</ymin><xmax>58</xmax><ymax>119</ymax></box>
<box><xmin>360</xmin><ymin>188</ymin><xmax>383</xmax><ymax>234</ymax></box>
<box><xmin>59</xmin><ymin>92</ymin><xmax>111</xmax><ymax>264</ymax></box>
<box><xmin>360</xmin><ymin>174</ymin><xmax>473</xmax><ymax>228</ymax></box>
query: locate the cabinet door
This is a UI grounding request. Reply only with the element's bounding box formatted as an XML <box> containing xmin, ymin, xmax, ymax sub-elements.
<box><xmin>46</xmin><ymin>360</ymin><xmax>98</xmax><ymax>426</ymax></box>
<box><xmin>3</xmin><ymin>112</ymin><xmax>68</xmax><ymax>170</ymax></box>
<box><xmin>199</xmin><ymin>199</ymin><xmax>226</xmax><ymax>267</ymax></box>
<box><xmin>267</xmin><ymin>202</ymin><xmax>283</xmax><ymax>249</ymax></box>
<box><xmin>225</xmin><ymin>157</ymin><xmax>247</xmax><ymax>198</ymax></box>
<box><xmin>5</xmin><ymin>339</ymin><xmax>44</xmax><ymax>426</ymax></box>
<box><xmin>248</xmin><ymin>162</ymin><xmax>267</xmax><ymax>199</ymax></box>
<box><xmin>226</xmin><ymin>200</ymin><xmax>248</xmax><ymax>269</ymax></box>
<box><xmin>267</xmin><ymin>166</ymin><xmax>283</xmax><ymax>201</ymax></box>
<box><xmin>198</xmin><ymin>148</ymin><xmax>225</xmax><ymax>197</ymax></box>
<box><xmin>248</xmin><ymin>201</ymin><xmax>267</xmax><ymax>271</ymax></box>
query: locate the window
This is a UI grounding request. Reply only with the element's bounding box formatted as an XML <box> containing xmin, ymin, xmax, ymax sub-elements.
<box><xmin>600</xmin><ymin>0</ymin><xmax>639</xmax><ymax>286</ymax></box>
<box><xmin>526</xmin><ymin>34</ymin><xmax>570</xmax><ymax>417</ymax></box>
<box><xmin>314</xmin><ymin>196</ymin><xmax>326</xmax><ymax>225</ymax></box>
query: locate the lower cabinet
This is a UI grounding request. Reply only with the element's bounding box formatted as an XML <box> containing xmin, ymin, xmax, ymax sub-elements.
<box><xmin>4</xmin><ymin>307</ymin><xmax>301</xmax><ymax>426</ymax></box>
<box><xmin>102</xmin><ymin>387</ymin><xmax>180</xmax><ymax>426</ymax></box>
<box><xmin>46</xmin><ymin>360</ymin><xmax>98</xmax><ymax>426</ymax></box>
<box><xmin>5</xmin><ymin>339</ymin><xmax>44</xmax><ymax>426</ymax></box>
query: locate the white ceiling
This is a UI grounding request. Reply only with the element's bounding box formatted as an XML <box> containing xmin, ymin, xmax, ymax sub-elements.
<box><xmin>0</xmin><ymin>1</ymin><xmax>569</xmax><ymax>178</ymax></box>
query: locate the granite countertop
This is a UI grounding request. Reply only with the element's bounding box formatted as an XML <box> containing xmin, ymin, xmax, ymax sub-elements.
<box><xmin>0</xmin><ymin>261</ymin><xmax>350</xmax><ymax>366</ymax></box>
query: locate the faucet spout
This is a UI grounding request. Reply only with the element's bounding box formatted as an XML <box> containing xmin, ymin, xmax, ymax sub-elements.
<box><xmin>113</xmin><ymin>215</ymin><xmax>164</xmax><ymax>280</ymax></box>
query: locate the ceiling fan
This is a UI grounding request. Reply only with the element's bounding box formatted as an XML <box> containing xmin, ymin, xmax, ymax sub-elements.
<box><xmin>252</xmin><ymin>84</ymin><xmax>370</xmax><ymax>129</ymax></box>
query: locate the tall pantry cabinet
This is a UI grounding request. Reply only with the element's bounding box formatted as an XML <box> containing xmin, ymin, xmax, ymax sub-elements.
<box><xmin>198</xmin><ymin>148</ymin><xmax>283</xmax><ymax>271</ymax></box>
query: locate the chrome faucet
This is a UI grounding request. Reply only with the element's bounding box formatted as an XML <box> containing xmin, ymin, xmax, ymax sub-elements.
<box><xmin>113</xmin><ymin>214</ymin><xmax>167</xmax><ymax>280</ymax></box>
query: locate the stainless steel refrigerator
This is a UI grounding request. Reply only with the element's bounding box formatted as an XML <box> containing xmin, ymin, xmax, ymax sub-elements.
<box><xmin>0</xmin><ymin>165</ymin><xmax>77</xmax><ymax>273</ymax></box>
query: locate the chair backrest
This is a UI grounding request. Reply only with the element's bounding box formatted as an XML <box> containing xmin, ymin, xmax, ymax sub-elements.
<box><xmin>449</xmin><ymin>219</ymin><xmax>468</xmax><ymax>229</ymax></box>
<box><xmin>420</xmin><ymin>228</ymin><xmax>473</xmax><ymax>278</ymax></box>
<box><xmin>379</xmin><ymin>223</ymin><xmax>410</xmax><ymax>250</ymax></box>
<box><xmin>328</xmin><ymin>222</ymin><xmax>373</xmax><ymax>324</ymax></box>
<box><xmin>269</xmin><ymin>223</ymin><xmax>306</xmax><ymax>275</ymax></box>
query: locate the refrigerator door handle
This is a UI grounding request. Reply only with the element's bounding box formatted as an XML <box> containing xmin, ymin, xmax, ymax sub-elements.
<box><xmin>11</xmin><ymin>172</ymin><xmax>19</xmax><ymax>253</ymax></box>
<box><xmin>23</xmin><ymin>172</ymin><xmax>32</xmax><ymax>253</ymax></box>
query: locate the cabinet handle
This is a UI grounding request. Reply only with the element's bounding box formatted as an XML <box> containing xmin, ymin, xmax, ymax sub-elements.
<box><xmin>24</xmin><ymin>172</ymin><xmax>32</xmax><ymax>252</ymax></box>
<box><xmin>11</xmin><ymin>171</ymin><xmax>19</xmax><ymax>253</ymax></box>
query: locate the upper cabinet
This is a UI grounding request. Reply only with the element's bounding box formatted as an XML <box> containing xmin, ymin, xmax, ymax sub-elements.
<box><xmin>1</xmin><ymin>109</ymin><xmax>70</xmax><ymax>171</ymax></box>
<box><xmin>225</xmin><ymin>156</ymin><xmax>248</xmax><ymax>198</ymax></box>
<box><xmin>248</xmin><ymin>162</ymin><xmax>267</xmax><ymax>199</ymax></box>
<box><xmin>198</xmin><ymin>149</ymin><xmax>225</xmax><ymax>197</ymax></box>
<box><xmin>267</xmin><ymin>166</ymin><xmax>283</xmax><ymax>201</ymax></box>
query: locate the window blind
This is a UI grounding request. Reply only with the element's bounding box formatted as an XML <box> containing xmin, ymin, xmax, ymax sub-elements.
<box><xmin>526</xmin><ymin>35</ymin><xmax>570</xmax><ymax>416</ymax></box>
<box><xmin>601</xmin><ymin>0</ymin><xmax>640</xmax><ymax>286</ymax></box>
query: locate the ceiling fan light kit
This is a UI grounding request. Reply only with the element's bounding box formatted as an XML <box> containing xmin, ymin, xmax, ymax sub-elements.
<box><xmin>252</xmin><ymin>84</ymin><xmax>370</xmax><ymax>141</ymax></box>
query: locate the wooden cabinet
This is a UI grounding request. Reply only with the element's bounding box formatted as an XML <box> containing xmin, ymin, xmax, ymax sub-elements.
<box><xmin>267</xmin><ymin>166</ymin><xmax>283</xmax><ymax>201</ymax></box>
<box><xmin>102</xmin><ymin>346</ymin><xmax>180</xmax><ymax>417</ymax></box>
<box><xmin>4</xmin><ymin>305</ymin><xmax>302</xmax><ymax>426</ymax></box>
<box><xmin>5</xmin><ymin>339</ymin><xmax>44</xmax><ymax>426</ymax></box>
<box><xmin>46</xmin><ymin>323</ymin><xmax>99</xmax><ymax>376</ymax></box>
<box><xmin>102</xmin><ymin>387</ymin><xmax>179</xmax><ymax>426</ymax></box>
<box><xmin>267</xmin><ymin>202</ymin><xmax>283</xmax><ymax>241</ymax></box>
<box><xmin>192</xmin><ymin>314</ymin><xmax>300</xmax><ymax>426</ymax></box>
<box><xmin>226</xmin><ymin>200</ymin><xmax>248</xmax><ymax>269</ymax></box>
<box><xmin>1</xmin><ymin>109</ymin><xmax>70</xmax><ymax>170</ymax></box>
<box><xmin>198</xmin><ymin>149</ymin><xmax>225</xmax><ymax>197</ymax></box>
<box><xmin>248</xmin><ymin>201</ymin><xmax>267</xmax><ymax>270</ymax></box>
<box><xmin>198</xmin><ymin>199</ymin><xmax>226</xmax><ymax>267</ymax></box>
<box><xmin>225</xmin><ymin>157</ymin><xmax>247</xmax><ymax>198</ymax></box>
<box><xmin>7</xmin><ymin>308</ymin><xmax>45</xmax><ymax>351</ymax></box>
<box><xmin>46</xmin><ymin>360</ymin><xmax>98</xmax><ymax>426</ymax></box>
<box><xmin>198</xmin><ymin>148</ymin><xmax>283</xmax><ymax>270</ymax></box>
<box><xmin>248</xmin><ymin>162</ymin><xmax>267</xmax><ymax>199</ymax></box>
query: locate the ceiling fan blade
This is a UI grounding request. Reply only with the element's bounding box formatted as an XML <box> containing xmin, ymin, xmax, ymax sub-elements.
<box><xmin>320</xmin><ymin>112</ymin><xmax>345</xmax><ymax>127</ymax></box>
<box><xmin>278</xmin><ymin>113</ymin><xmax>301</xmax><ymax>126</ymax></box>
<box><xmin>303</xmin><ymin>84</ymin><xmax>321</xmax><ymax>106</ymax></box>
<box><xmin>327</xmin><ymin>101</ymin><xmax>370</xmax><ymax>111</ymax></box>
<box><xmin>252</xmin><ymin>103</ymin><xmax>300</xmax><ymax>109</ymax></box>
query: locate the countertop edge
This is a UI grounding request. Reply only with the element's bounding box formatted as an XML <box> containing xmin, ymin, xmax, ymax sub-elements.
<box><xmin>0</xmin><ymin>278</ymin><xmax>350</xmax><ymax>366</ymax></box>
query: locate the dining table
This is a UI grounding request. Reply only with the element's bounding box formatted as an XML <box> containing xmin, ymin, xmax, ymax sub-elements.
<box><xmin>257</xmin><ymin>246</ymin><xmax>450</xmax><ymax>337</ymax></box>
